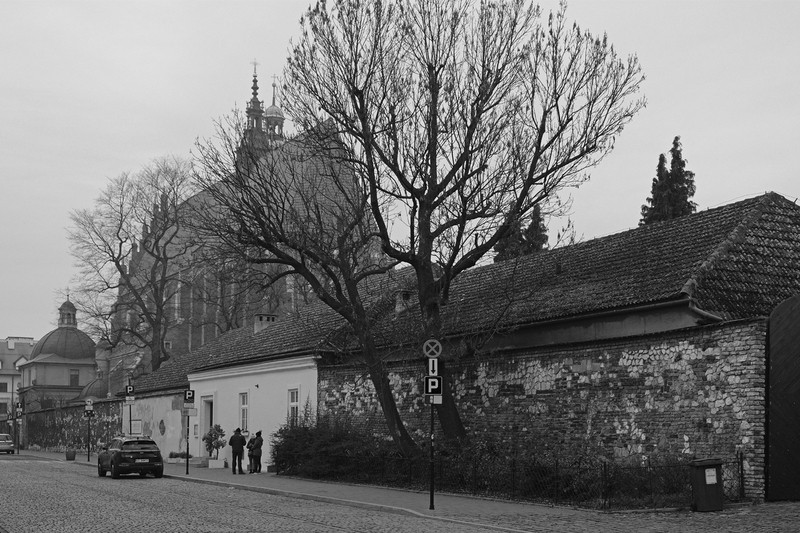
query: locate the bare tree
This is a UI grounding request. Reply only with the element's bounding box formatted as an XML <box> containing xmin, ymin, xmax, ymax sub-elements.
<box><xmin>69</xmin><ymin>156</ymin><xmax>198</xmax><ymax>372</ymax></box>
<box><xmin>194</xmin><ymin>114</ymin><xmax>419</xmax><ymax>455</ymax></box>
<box><xmin>283</xmin><ymin>0</ymin><xmax>645</xmax><ymax>439</ymax></box>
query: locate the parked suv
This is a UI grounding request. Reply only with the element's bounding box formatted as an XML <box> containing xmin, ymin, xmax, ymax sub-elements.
<box><xmin>0</xmin><ymin>433</ymin><xmax>13</xmax><ymax>454</ymax></box>
<box><xmin>98</xmin><ymin>436</ymin><xmax>163</xmax><ymax>478</ymax></box>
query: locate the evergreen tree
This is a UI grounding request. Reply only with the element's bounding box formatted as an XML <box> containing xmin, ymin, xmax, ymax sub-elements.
<box><xmin>494</xmin><ymin>204</ymin><xmax>549</xmax><ymax>262</ymax></box>
<box><xmin>640</xmin><ymin>136</ymin><xmax>697</xmax><ymax>225</ymax></box>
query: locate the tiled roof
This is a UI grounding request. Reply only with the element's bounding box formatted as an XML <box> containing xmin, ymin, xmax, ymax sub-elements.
<box><xmin>375</xmin><ymin>192</ymin><xmax>800</xmax><ymax>341</ymax></box>
<box><xmin>136</xmin><ymin>192</ymin><xmax>800</xmax><ymax>388</ymax></box>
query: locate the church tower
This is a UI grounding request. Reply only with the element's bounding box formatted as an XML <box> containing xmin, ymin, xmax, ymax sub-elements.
<box><xmin>264</xmin><ymin>78</ymin><xmax>285</xmax><ymax>142</ymax></box>
<box><xmin>246</xmin><ymin>62</ymin><xmax>265</xmax><ymax>133</ymax></box>
<box><xmin>242</xmin><ymin>61</ymin><xmax>284</xmax><ymax>151</ymax></box>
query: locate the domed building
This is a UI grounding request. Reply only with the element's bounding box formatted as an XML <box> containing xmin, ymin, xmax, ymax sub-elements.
<box><xmin>18</xmin><ymin>300</ymin><xmax>97</xmax><ymax>409</ymax></box>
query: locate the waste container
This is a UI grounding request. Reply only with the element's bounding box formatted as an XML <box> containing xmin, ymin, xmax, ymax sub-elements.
<box><xmin>690</xmin><ymin>458</ymin><xmax>724</xmax><ymax>511</ymax></box>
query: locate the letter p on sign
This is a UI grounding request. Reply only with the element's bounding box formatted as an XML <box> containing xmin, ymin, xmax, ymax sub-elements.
<box><xmin>424</xmin><ymin>376</ymin><xmax>442</xmax><ymax>395</ymax></box>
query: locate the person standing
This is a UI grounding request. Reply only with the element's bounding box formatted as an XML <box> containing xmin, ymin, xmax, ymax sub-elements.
<box><xmin>246</xmin><ymin>434</ymin><xmax>256</xmax><ymax>473</ymax></box>
<box><xmin>252</xmin><ymin>430</ymin><xmax>264</xmax><ymax>473</ymax></box>
<box><xmin>228</xmin><ymin>428</ymin><xmax>246</xmax><ymax>475</ymax></box>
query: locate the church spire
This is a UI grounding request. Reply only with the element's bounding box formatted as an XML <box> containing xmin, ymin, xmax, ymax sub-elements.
<box><xmin>246</xmin><ymin>59</ymin><xmax>264</xmax><ymax>132</ymax></box>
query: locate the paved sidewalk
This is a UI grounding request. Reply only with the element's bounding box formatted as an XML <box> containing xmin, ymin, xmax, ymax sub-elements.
<box><xmin>18</xmin><ymin>449</ymin><xmax>604</xmax><ymax>532</ymax></box>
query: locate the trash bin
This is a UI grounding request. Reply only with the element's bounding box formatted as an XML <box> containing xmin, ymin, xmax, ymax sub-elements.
<box><xmin>690</xmin><ymin>458</ymin><xmax>724</xmax><ymax>512</ymax></box>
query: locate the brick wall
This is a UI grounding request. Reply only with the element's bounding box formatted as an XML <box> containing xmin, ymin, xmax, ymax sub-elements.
<box><xmin>318</xmin><ymin>319</ymin><xmax>767</xmax><ymax>498</ymax></box>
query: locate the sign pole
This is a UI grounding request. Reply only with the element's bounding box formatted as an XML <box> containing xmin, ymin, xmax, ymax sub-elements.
<box><xmin>87</xmin><ymin>414</ymin><xmax>91</xmax><ymax>462</ymax></box>
<box><xmin>422</xmin><ymin>338</ymin><xmax>442</xmax><ymax>511</ymax></box>
<box><xmin>429</xmin><ymin>400</ymin><xmax>435</xmax><ymax>510</ymax></box>
<box><xmin>184</xmin><ymin>389</ymin><xmax>195</xmax><ymax>475</ymax></box>
<box><xmin>125</xmin><ymin>384</ymin><xmax>135</xmax><ymax>435</ymax></box>
<box><xmin>185</xmin><ymin>412</ymin><xmax>190</xmax><ymax>475</ymax></box>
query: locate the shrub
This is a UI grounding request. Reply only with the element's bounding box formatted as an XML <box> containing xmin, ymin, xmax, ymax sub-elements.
<box><xmin>168</xmin><ymin>451</ymin><xmax>193</xmax><ymax>459</ymax></box>
<box><xmin>270</xmin><ymin>409</ymin><xmax>407</xmax><ymax>480</ymax></box>
<box><xmin>202</xmin><ymin>424</ymin><xmax>226</xmax><ymax>459</ymax></box>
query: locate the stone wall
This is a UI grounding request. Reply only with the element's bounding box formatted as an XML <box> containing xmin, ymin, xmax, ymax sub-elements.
<box><xmin>24</xmin><ymin>399</ymin><xmax>122</xmax><ymax>451</ymax></box>
<box><xmin>318</xmin><ymin>319</ymin><xmax>767</xmax><ymax>498</ymax></box>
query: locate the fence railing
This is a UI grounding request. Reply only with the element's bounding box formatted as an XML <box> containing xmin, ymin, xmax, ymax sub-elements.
<box><xmin>275</xmin><ymin>451</ymin><xmax>746</xmax><ymax>509</ymax></box>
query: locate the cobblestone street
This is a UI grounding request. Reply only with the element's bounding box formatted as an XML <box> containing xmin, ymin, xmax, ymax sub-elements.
<box><xmin>2</xmin><ymin>455</ymin><xmax>800</xmax><ymax>532</ymax></box>
<box><xmin>0</xmin><ymin>457</ymin><xmax>491</xmax><ymax>533</ymax></box>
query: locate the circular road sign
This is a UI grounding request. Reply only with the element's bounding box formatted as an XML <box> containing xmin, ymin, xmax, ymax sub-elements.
<box><xmin>423</xmin><ymin>338</ymin><xmax>442</xmax><ymax>359</ymax></box>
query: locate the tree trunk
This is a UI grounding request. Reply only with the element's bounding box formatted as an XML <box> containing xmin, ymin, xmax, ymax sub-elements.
<box><xmin>433</xmin><ymin>358</ymin><xmax>466</xmax><ymax>442</ymax></box>
<box><xmin>418</xmin><ymin>274</ymin><xmax>467</xmax><ymax>443</ymax></box>
<box><xmin>367</xmin><ymin>361</ymin><xmax>418</xmax><ymax>457</ymax></box>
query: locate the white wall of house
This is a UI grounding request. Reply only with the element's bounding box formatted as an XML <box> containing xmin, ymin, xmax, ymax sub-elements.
<box><xmin>123</xmin><ymin>393</ymin><xmax>185</xmax><ymax>456</ymax></box>
<box><xmin>188</xmin><ymin>355</ymin><xmax>317</xmax><ymax>464</ymax></box>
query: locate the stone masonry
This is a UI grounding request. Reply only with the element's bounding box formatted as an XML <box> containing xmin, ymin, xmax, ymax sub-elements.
<box><xmin>318</xmin><ymin>319</ymin><xmax>767</xmax><ymax>499</ymax></box>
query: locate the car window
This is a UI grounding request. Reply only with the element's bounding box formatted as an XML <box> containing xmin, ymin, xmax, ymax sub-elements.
<box><xmin>122</xmin><ymin>441</ymin><xmax>159</xmax><ymax>451</ymax></box>
<box><xmin>0</xmin><ymin>434</ymin><xmax>11</xmax><ymax>442</ymax></box>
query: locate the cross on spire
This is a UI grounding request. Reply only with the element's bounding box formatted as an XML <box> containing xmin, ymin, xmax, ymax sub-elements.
<box><xmin>251</xmin><ymin>58</ymin><xmax>259</xmax><ymax>76</ymax></box>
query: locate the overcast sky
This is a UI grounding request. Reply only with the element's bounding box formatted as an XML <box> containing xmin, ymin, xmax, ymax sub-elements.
<box><xmin>1</xmin><ymin>0</ymin><xmax>798</xmax><ymax>339</ymax></box>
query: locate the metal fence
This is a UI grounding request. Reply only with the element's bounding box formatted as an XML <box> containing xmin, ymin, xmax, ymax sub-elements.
<box><xmin>276</xmin><ymin>451</ymin><xmax>746</xmax><ymax>509</ymax></box>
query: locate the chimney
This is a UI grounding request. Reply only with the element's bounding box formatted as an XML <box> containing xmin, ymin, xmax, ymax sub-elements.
<box><xmin>254</xmin><ymin>313</ymin><xmax>277</xmax><ymax>334</ymax></box>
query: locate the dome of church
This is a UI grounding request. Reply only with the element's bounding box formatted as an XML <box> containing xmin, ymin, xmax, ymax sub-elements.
<box><xmin>30</xmin><ymin>300</ymin><xmax>96</xmax><ymax>360</ymax></box>
<box><xmin>76</xmin><ymin>377</ymin><xmax>109</xmax><ymax>400</ymax></box>
<box><xmin>265</xmin><ymin>103</ymin><xmax>284</xmax><ymax>119</ymax></box>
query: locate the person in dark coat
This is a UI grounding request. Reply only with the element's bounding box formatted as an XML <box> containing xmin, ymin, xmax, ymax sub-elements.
<box><xmin>251</xmin><ymin>430</ymin><xmax>264</xmax><ymax>473</ymax></box>
<box><xmin>246</xmin><ymin>434</ymin><xmax>256</xmax><ymax>473</ymax></box>
<box><xmin>228</xmin><ymin>428</ymin><xmax>246</xmax><ymax>474</ymax></box>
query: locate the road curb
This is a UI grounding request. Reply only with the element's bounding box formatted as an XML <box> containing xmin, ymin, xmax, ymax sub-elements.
<box><xmin>162</xmin><ymin>473</ymin><xmax>534</xmax><ymax>533</ymax></box>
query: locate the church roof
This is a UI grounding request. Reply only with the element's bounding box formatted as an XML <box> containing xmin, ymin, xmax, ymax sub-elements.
<box><xmin>28</xmin><ymin>299</ymin><xmax>95</xmax><ymax>362</ymax></box>
<box><xmin>76</xmin><ymin>377</ymin><xmax>109</xmax><ymax>400</ymax></box>
<box><xmin>29</xmin><ymin>327</ymin><xmax>95</xmax><ymax>361</ymax></box>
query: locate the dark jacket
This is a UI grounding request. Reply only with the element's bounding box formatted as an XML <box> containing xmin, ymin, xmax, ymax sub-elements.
<box><xmin>229</xmin><ymin>432</ymin><xmax>246</xmax><ymax>453</ymax></box>
<box><xmin>246</xmin><ymin>436</ymin><xmax>256</xmax><ymax>455</ymax></box>
<box><xmin>252</xmin><ymin>435</ymin><xmax>263</xmax><ymax>457</ymax></box>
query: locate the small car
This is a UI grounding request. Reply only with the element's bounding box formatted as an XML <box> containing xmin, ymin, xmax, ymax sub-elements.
<box><xmin>97</xmin><ymin>436</ymin><xmax>164</xmax><ymax>478</ymax></box>
<box><xmin>0</xmin><ymin>433</ymin><xmax>13</xmax><ymax>454</ymax></box>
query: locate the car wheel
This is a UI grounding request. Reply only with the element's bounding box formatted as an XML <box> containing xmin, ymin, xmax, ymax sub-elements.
<box><xmin>154</xmin><ymin>467</ymin><xmax>163</xmax><ymax>479</ymax></box>
<box><xmin>97</xmin><ymin>461</ymin><xmax>106</xmax><ymax>477</ymax></box>
<box><xmin>111</xmin><ymin>461</ymin><xmax>120</xmax><ymax>479</ymax></box>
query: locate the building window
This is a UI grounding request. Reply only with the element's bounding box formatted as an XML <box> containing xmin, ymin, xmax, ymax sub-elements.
<box><xmin>288</xmin><ymin>388</ymin><xmax>299</xmax><ymax>426</ymax></box>
<box><xmin>69</xmin><ymin>369</ymin><xmax>80</xmax><ymax>387</ymax></box>
<box><xmin>174</xmin><ymin>281</ymin><xmax>182</xmax><ymax>321</ymax></box>
<box><xmin>0</xmin><ymin>402</ymin><xmax>7</xmax><ymax>415</ymax></box>
<box><xmin>239</xmin><ymin>392</ymin><xmax>248</xmax><ymax>431</ymax></box>
<box><xmin>0</xmin><ymin>382</ymin><xmax>7</xmax><ymax>393</ymax></box>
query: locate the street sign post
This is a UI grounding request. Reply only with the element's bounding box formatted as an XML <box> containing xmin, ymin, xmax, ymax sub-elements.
<box><xmin>422</xmin><ymin>339</ymin><xmax>442</xmax><ymax>511</ymax></box>
<box><xmin>184</xmin><ymin>390</ymin><xmax>195</xmax><ymax>475</ymax></box>
<box><xmin>125</xmin><ymin>385</ymin><xmax>135</xmax><ymax>435</ymax></box>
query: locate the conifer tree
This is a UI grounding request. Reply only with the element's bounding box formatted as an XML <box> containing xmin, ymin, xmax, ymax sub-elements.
<box><xmin>494</xmin><ymin>204</ymin><xmax>549</xmax><ymax>262</ymax></box>
<box><xmin>640</xmin><ymin>136</ymin><xmax>697</xmax><ymax>225</ymax></box>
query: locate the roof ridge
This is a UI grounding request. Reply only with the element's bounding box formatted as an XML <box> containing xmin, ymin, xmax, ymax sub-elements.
<box><xmin>679</xmin><ymin>194</ymin><xmax>774</xmax><ymax>298</ymax></box>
